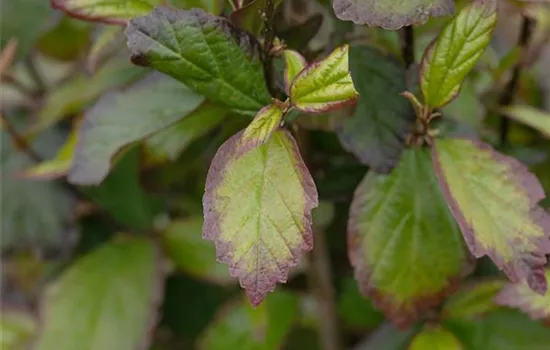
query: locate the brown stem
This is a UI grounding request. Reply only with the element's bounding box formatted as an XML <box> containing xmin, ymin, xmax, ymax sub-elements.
<box><xmin>261</xmin><ymin>0</ymin><xmax>278</xmax><ymax>98</ymax></box>
<box><xmin>400</xmin><ymin>26</ymin><xmax>415</xmax><ymax>68</ymax></box>
<box><xmin>499</xmin><ymin>16</ymin><xmax>535</xmax><ymax>145</ymax></box>
<box><xmin>308</xmin><ymin>226</ymin><xmax>342</xmax><ymax>350</ymax></box>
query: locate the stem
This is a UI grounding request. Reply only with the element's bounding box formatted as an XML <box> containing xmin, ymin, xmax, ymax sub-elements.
<box><xmin>261</xmin><ymin>0</ymin><xmax>277</xmax><ymax>97</ymax></box>
<box><xmin>400</xmin><ymin>26</ymin><xmax>415</xmax><ymax>68</ymax></box>
<box><xmin>308</xmin><ymin>226</ymin><xmax>342</xmax><ymax>350</ymax></box>
<box><xmin>25</xmin><ymin>55</ymin><xmax>46</xmax><ymax>93</ymax></box>
<box><xmin>1</xmin><ymin>114</ymin><xmax>42</xmax><ymax>162</ymax></box>
<box><xmin>499</xmin><ymin>16</ymin><xmax>535</xmax><ymax>145</ymax></box>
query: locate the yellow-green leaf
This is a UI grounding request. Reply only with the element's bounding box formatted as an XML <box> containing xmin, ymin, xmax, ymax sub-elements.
<box><xmin>432</xmin><ymin>138</ymin><xmax>550</xmax><ymax>295</ymax></box>
<box><xmin>441</xmin><ymin>280</ymin><xmax>505</xmax><ymax>320</ymax></box>
<box><xmin>240</xmin><ymin>102</ymin><xmax>285</xmax><ymax>152</ymax></box>
<box><xmin>203</xmin><ymin>129</ymin><xmax>318</xmax><ymax>305</ymax></box>
<box><xmin>34</xmin><ymin>237</ymin><xmax>163</xmax><ymax>350</ymax></box>
<box><xmin>0</xmin><ymin>307</ymin><xmax>36</xmax><ymax>350</ymax></box>
<box><xmin>420</xmin><ymin>0</ymin><xmax>497</xmax><ymax>108</ymax></box>
<box><xmin>283</xmin><ymin>50</ymin><xmax>306</xmax><ymax>94</ymax></box>
<box><xmin>52</xmin><ymin>0</ymin><xmax>160</xmax><ymax>24</ymax></box>
<box><xmin>22</xmin><ymin>120</ymin><xmax>80</xmax><ymax>180</ymax></box>
<box><xmin>500</xmin><ymin>105</ymin><xmax>550</xmax><ymax>139</ymax></box>
<box><xmin>496</xmin><ymin>268</ymin><xmax>550</xmax><ymax>320</ymax></box>
<box><xmin>409</xmin><ymin>326</ymin><xmax>462</xmax><ymax>350</ymax></box>
<box><xmin>349</xmin><ymin>148</ymin><xmax>470</xmax><ymax>326</ymax></box>
<box><xmin>289</xmin><ymin>45</ymin><xmax>358</xmax><ymax>113</ymax></box>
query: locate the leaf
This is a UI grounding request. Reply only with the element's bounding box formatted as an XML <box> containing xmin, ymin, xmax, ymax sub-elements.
<box><xmin>289</xmin><ymin>44</ymin><xmax>358</xmax><ymax>113</ymax></box>
<box><xmin>1</xmin><ymin>119</ymin><xmax>74</xmax><ymax>250</ymax></box>
<box><xmin>432</xmin><ymin>138</ymin><xmax>550</xmax><ymax>295</ymax></box>
<box><xmin>145</xmin><ymin>103</ymin><xmax>227</xmax><ymax>163</ymax></box>
<box><xmin>496</xmin><ymin>268</ymin><xmax>550</xmax><ymax>320</ymax></box>
<box><xmin>333</xmin><ymin>0</ymin><xmax>454</xmax><ymax>30</ymax></box>
<box><xmin>500</xmin><ymin>105</ymin><xmax>550</xmax><ymax>139</ymax></box>
<box><xmin>162</xmin><ymin>217</ymin><xmax>233</xmax><ymax>285</ymax></box>
<box><xmin>203</xmin><ymin>129</ymin><xmax>318</xmax><ymax>305</ymax></box>
<box><xmin>239</xmin><ymin>102</ymin><xmax>285</xmax><ymax>152</ymax></box>
<box><xmin>87</xmin><ymin>25</ymin><xmax>125</xmax><ymax>72</ymax></box>
<box><xmin>283</xmin><ymin>50</ymin><xmax>307</xmax><ymax>95</ymax></box>
<box><xmin>337</xmin><ymin>45</ymin><xmax>415</xmax><ymax>173</ymax></box>
<box><xmin>0</xmin><ymin>307</ymin><xmax>36</xmax><ymax>350</ymax></box>
<box><xmin>354</xmin><ymin>322</ymin><xmax>419</xmax><ymax>350</ymax></box>
<box><xmin>277</xmin><ymin>14</ymin><xmax>323</xmax><ymax>51</ymax></box>
<box><xmin>409</xmin><ymin>326</ymin><xmax>462</xmax><ymax>350</ymax></box>
<box><xmin>199</xmin><ymin>291</ymin><xmax>298</xmax><ymax>350</ymax></box>
<box><xmin>81</xmin><ymin>147</ymin><xmax>154</xmax><ymax>230</ymax></box>
<box><xmin>348</xmin><ymin>147</ymin><xmax>470</xmax><ymax>325</ymax></box>
<box><xmin>170</xmin><ymin>0</ymin><xmax>224</xmax><ymax>14</ymax></box>
<box><xmin>51</xmin><ymin>0</ymin><xmax>161</xmax><ymax>24</ymax></box>
<box><xmin>36</xmin><ymin>16</ymin><xmax>91</xmax><ymax>61</ymax></box>
<box><xmin>67</xmin><ymin>72</ymin><xmax>204</xmax><ymax>185</ymax></box>
<box><xmin>22</xmin><ymin>119</ymin><xmax>80</xmax><ymax>180</ymax></box>
<box><xmin>0</xmin><ymin>0</ymin><xmax>52</xmax><ymax>61</ymax></box>
<box><xmin>30</xmin><ymin>57</ymin><xmax>145</xmax><ymax>136</ymax></box>
<box><xmin>441</xmin><ymin>280</ymin><xmax>506</xmax><ymax>320</ymax></box>
<box><xmin>34</xmin><ymin>237</ymin><xmax>164</xmax><ymax>350</ymax></box>
<box><xmin>337</xmin><ymin>277</ymin><xmax>384</xmax><ymax>330</ymax></box>
<box><xmin>420</xmin><ymin>0</ymin><xmax>497</xmax><ymax>108</ymax></box>
<box><xmin>125</xmin><ymin>7</ymin><xmax>271</xmax><ymax>115</ymax></box>
<box><xmin>444</xmin><ymin>309</ymin><xmax>550</xmax><ymax>350</ymax></box>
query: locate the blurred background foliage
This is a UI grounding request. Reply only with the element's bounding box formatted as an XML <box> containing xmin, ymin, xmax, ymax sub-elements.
<box><xmin>1</xmin><ymin>0</ymin><xmax>550</xmax><ymax>349</ymax></box>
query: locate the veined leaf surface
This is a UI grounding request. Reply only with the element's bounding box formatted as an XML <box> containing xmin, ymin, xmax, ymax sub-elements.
<box><xmin>125</xmin><ymin>7</ymin><xmax>270</xmax><ymax>115</ymax></box>
<box><xmin>283</xmin><ymin>50</ymin><xmax>307</xmax><ymax>94</ymax></box>
<box><xmin>52</xmin><ymin>0</ymin><xmax>160</xmax><ymax>24</ymax></box>
<box><xmin>349</xmin><ymin>148</ymin><xmax>470</xmax><ymax>325</ymax></box>
<box><xmin>420</xmin><ymin>0</ymin><xmax>497</xmax><ymax>108</ymax></box>
<box><xmin>203</xmin><ymin>129</ymin><xmax>318</xmax><ymax>305</ymax></box>
<box><xmin>240</xmin><ymin>102</ymin><xmax>285</xmax><ymax>152</ymax></box>
<box><xmin>432</xmin><ymin>138</ymin><xmax>550</xmax><ymax>295</ymax></box>
<box><xmin>289</xmin><ymin>45</ymin><xmax>358</xmax><ymax>113</ymax></box>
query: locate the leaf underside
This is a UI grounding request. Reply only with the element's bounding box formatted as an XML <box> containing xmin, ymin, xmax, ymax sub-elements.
<box><xmin>432</xmin><ymin>138</ymin><xmax>550</xmax><ymax>295</ymax></box>
<box><xmin>203</xmin><ymin>129</ymin><xmax>318</xmax><ymax>305</ymax></box>
<box><xmin>125</xmin><ymin>6</ymin><xmax>270</xmax><ymax>115</ymax></box>
<box><xmin>496</xmin><ymin>268</ymin><xmax>550</xmax><ymax>320</ymax></box>
<box><xmin>348</xmin><ymin>148</ymin><xmax>470</xmax><ymax>326</ymax></box>
<box><xmin>338</xmin><ymin>45</ymin><xmax>415</xmax><ymax>173</ymax></box>
<box><xmin>333</xmin><ymin>0</ymin><xmax>454</xmax><ymax>30</ymax></box>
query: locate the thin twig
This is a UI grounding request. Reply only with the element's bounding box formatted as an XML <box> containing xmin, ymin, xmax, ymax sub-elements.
<box><xmin>400</xmin><ymin>26</ymin><xmax>415</xmax><ymax>68</ymax></box>
<box><xmin>499</xmin><ymin>16</ymin><xmax>535</xmax><ymax>145</ymax></box>
<box><xmin>1</xmin><ymin>114</ymin><xmax>42</xmax><ymax>162</ymax></box>
<box><xmin>261</xmin><ymin>0</ymin><xmax>278</xmax><ymax>97</ymax></box>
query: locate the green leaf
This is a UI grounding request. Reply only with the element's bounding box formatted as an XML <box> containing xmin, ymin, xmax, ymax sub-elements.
<box><xmin>333</xmin><ymin>0</ymin><xmax>454</xmax><ymax>30</ymax></box>
<box><xmin>355</xmin><ymin>322</ymin><xmax>418</xmax><ymax>350</ymax></box>
<box><xmin>22</xmin><ymin>120</ymin><xmax>80</xmax><ymax>180</ymax></box>
<box><xmin>81</xmin><ymin>148</ymin><xmax>154</xmax><ymax>230</ymax></box>
<box><xmin>52</xmin><ymin>0</ymin><xmax>161</xmax><ymax>24</ymax></box>
<box><xmin>409</xmin><ymin>326</ymin><xmax>462</xmax><ymax>350</ymax></box>
<box><xmin>277</xmin><ymin>14</ymin><xmax>323</xmax><ymax>52</ymax></box>
<box><xmin>445</xmin><ymin>309</ymin><xmax>550</xmax><ymax>350</ymax></box>
<box><xmin>289</xmin><ymin>44</ymin><xmax>358</xmax><ymax>113</ymax></box>
<box><xmin>0</xmin><ymin>307</ymin><xmax>36</xmax><ymax>350</ymax></box>
<box><xmin>432</xmin><ymin>138</ymin><xmax>550</xmax><ymax>295</ymax></box>
<box><xmin>145</xmin><ymin>102</ymin><xmax>227</xmax><ymax>163</ymax></box>
<box><xmin>0</xmin><ymin>0</ymin><xmax>52</xmax><ymax>61</ymax></box>
<box><xmin>30</xmin><ymin>57</ymin><xmax>145</xmax><ymax>136</ymax></box>
<box><xmin>36</xmin><ymin>16</ymin><xmax>91</xmax><ymax>61</ymax></box>
<box><xmin>67</xmin><ymin>73</ymin><xmax>204</xmax><ymax>185</ymax></box>
<box><xmin>1</xmin><ymin>120</ymin><xmax>74</xmax><ymax>250</ymax></box>
<box><xmin>34</xmin><ymin>237</ymin><xmax>164</xmax><ymax>350</ymax></box>
<box><xmin>338</xmin><ymin>45</ymin><xmax>414</xmax><ymax>173</ymax></box>
<box><xmin>420</xmin><ymin>0</ymin><xmax>497</xmax><ymax>108</ymax></box>
<box><xmin>203</xmin><ymin>129</ymin><xmax>318</xmax><ymax>305</ymax></box>
<box><xmin>161</xmin><ymin>217</ymin><xmax>233</xmax><ymax>285</ymax></box>
<box><xmin>442</xmin><ymin>280</ymin><xmax>505</xmax><ymax>320</ymax></box>
<box><xmin>239</xmin><ymin>102</ymin><xmax>285</xmax><ymax>152</ymax></box>
<box><xmin>283</xmin><ymin>50</ymin><xmax>307</xmax><ymax>95</ymax></box>
<box><xmin>500</xmin><ymin>105</ymin><xmax>550</xmax><ymax>139</ymax></box>
<box><xmin>337</xmin><ymin>277</ymin><xmax>384</xmax><ymax>330</ymax></box>
<box><xmin>199</xmin><ymin>291</ymin><xmax>298</xmax><ymax>350</ymax></box>
<box><xmin>87</xmin><ymin>25</ymin><xmax>125</xmax><ymax>72</ymax></box>
<box><xmin>348</xmin><ymin>148</ymin><xmax>470</xmax><ymax>325</ymax></box>
<box><xmin>170</xmin><ymin>0</ymin><xmax>224</xmax><ymax>14</ymax></box>
<box><xmin>125</xmin><ymin>7</ymin><xmax>271</xmax><ymax>115</ymax></box>
<box><xmin>496</xmin><ymin>268</ymin><xmax>550</xmax><ymax>320</ymax></box>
